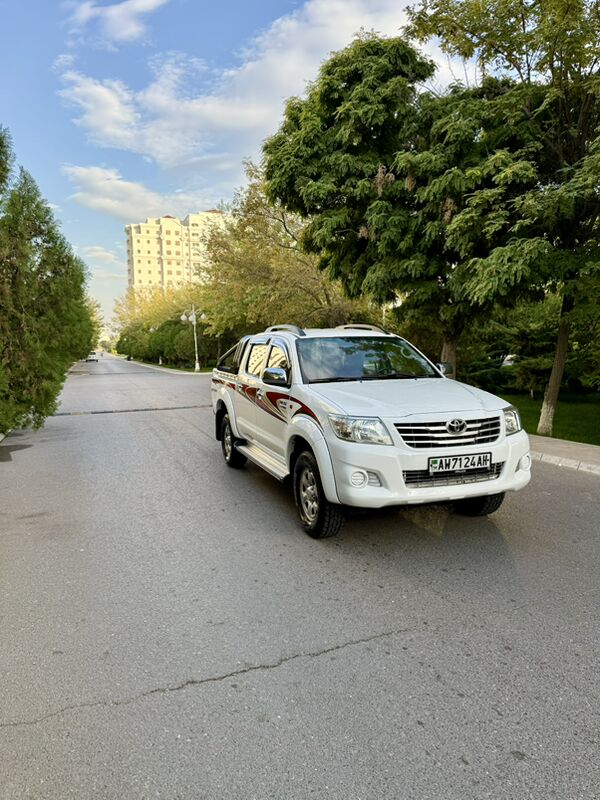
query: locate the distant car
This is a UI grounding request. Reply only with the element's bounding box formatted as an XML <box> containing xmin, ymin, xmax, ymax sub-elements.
<box><xmin>85</xmin><ymin>352</ymin><xmax>99</xmax><ymax>362</ymax></box>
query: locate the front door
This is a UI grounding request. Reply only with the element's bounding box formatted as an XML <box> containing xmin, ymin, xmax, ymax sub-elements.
<box><xmin>253</xmin><ymin>341</ymin><xmax>292</xmax><ymax>460</ymax></box>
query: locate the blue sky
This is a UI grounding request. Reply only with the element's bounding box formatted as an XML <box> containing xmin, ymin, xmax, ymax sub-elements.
<box><xmin>1</xmin><ymin>1</ymin><xmax>463</xmax><ymax>323</ymax></box>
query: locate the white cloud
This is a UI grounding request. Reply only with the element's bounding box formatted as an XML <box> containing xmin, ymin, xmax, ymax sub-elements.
<box><xmin>60</xmin><ymin>0</ymin><xmax>477</xmax><ymax>231</ymax></box>
<box><xmin>59</xmin><ymin>0</ymin><xmax>473</xmax><ymax>180</ymax></box>
<box><xmin>59</xmin><ymin>71</ymin><xmax>140</xmax><ymax>149</ymax></box>
<box><xmin>52</xmin><ymin>53</ymin><xmax>75</xmax><ymax>72</ymax></box>
<box><xmin>90</xmin><ymin>267</ymin><xmax>125</xmax><ymax>281</ymax></box>
<box><xmin>63</xmin><ymin>165</ymin><xmax>214</xmax><ymax>221</ymax></box>
<box><xmin>81</xmin><ymin>245</ymin><xmax>121</xmax><ymax>263</ymax></box>
<box><xmin>66</xmin><ymin>0</ymin><xmax>170</xmax><ymax>44</ymax></box>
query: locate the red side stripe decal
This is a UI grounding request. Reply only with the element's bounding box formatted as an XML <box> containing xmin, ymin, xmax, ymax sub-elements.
<box><xmin>213</xmin><ymin>378</ymin><xmax>322</xmax><ymax>430</ymax></box>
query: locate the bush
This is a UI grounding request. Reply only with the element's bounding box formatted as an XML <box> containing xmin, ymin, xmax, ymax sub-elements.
<box><xmin>0</xmin><ymin>128</ymin><xmax>99</xmax><ymax>433</ymax></box>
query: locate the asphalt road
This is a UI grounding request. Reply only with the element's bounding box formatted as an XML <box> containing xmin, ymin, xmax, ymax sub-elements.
<box><xmin>1</xmin><ymin>355</ymin><xmax>599</xmax><ymax>799</ymax></box>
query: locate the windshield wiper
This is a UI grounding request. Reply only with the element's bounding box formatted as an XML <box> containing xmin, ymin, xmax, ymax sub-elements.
<box><xmin>309</xmin><ymin>376</ymin><xmax>360</xmax><ymax>384</ymax></box>
<box><xmin>359</xmin><ymin>372</ymin><xmax>421</xmax><ymax>380</ymax></box>
<box><xmin>310</xmin><ymin>373</ymin><xmax>433</xmax><ymax>383</ymax></box>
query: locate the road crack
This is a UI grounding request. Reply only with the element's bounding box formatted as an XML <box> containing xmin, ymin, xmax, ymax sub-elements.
<box><xmin>0</xmin><ymin>625</ymin><xmax>417</xmax><ymax>730</ymax></box>
<box><xmin>54</xmin><ymin>404</ymin><xmax>212</xmax><ymax>416</ymax></box>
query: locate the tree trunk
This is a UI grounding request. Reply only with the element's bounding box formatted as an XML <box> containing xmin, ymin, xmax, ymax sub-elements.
<box><xmin>440</xmin><ymin>338</ymin><xmax>457</xmax><ymax>379</ymax></box>
<box><xmin>536</xmin><ymin>306</ymin><xmax>570</xmax><ymax>437</ymax></box>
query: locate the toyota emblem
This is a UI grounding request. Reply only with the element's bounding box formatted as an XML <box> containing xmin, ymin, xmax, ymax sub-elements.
<box><xmin>446</xmin><ymin>418</ymin><xmax>467</xmax><ymax>434</ymax></box>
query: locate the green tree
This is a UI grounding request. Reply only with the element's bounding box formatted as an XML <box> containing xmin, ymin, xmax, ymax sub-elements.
<box><xmin>263</xmin><ymin>34</ymin><xmax>521</xmax><ymax>374</ymax></box>
<box><xmin>0</xmin><ymin>129</ymin><xmax>98</xmax><ymax>432</ymax></box>
<box><xmin>388</xmin><ymin>78</ymin><xmax>542</xmax><ymax>371</ymax></box>
<box><xmin>202</xmin><ymin>162</ymin><xmax>375</xmax><ymax>335</ymax></box>
<box><xmin>113</xmin><ymin>282</ymin><xmax>229</xmax><ymax>367</ymax></box>
<box><xmin>407</xmin><ymin>0</ymin><xmax>600</xmax><ymax>433</ymax></box>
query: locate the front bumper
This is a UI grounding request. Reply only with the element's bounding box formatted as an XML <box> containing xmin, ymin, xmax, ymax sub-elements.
<box><xmin>325</xmin><ymin>429</ymin><xmax>531</xmax><ymax>508</ymax></box>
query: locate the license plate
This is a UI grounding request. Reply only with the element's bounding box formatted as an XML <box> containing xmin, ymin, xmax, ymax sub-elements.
<box><xmin>428</xmin><ymin>452</ymin><xmax>492</xmax><ymax>474</ymax></box>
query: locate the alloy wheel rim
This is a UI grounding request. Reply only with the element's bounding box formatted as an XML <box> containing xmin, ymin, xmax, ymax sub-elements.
<box><xmin>223</xmin><ymin>424</ymin><xmax>232</xmax><ymax>459</ymax></box>
<box><xmin>299</xmin><ymin>466</ymin><xmax>319</xmax><ymax>522</ymax></box>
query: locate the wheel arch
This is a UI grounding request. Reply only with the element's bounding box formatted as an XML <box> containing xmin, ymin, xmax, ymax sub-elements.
<box><xmin>286</xmin><ymin>420</ymin><xmax>340</xmax><ymax>504</ymax></box>
<box><xmin>288</xmin><ymin>434</ymin><xmax>313</xmax><ymax>475</ymax></box>
<box><xmin>215</xmin><ymin>396</ymin><xmax>238</xmax><ymax>441</ymax></box>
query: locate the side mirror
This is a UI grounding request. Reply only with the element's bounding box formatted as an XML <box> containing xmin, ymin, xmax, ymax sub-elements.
<box><xmin>262</xmin><ymin>366</ymin><xmax>290</xmax><ymax>387</ymax></box>
<box><xmin>436</xmin><ymin>361</ymin><xmax>454</xmax><ymax>376</ymax></box>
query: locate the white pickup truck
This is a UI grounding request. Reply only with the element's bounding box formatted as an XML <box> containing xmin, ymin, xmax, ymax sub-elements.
<box><xmin>211</xmin><ymin>324</ymin><xmax>531</xmax><ymax>538</ymax></box>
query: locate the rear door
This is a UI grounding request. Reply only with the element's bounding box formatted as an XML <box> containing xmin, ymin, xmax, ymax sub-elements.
<box><xmin>233</xmin><ymin>339</ymin><xmax>269</xmax><ymax>440</ymax></box>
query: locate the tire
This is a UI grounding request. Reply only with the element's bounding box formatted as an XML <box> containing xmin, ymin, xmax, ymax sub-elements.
<box><xmin>293</xmin><ymin>451</ymin><xmax>344</xmax><ymax>538</ymax></box>
<box><xmin>221</xmin><ymin>414</ymin><xmax>247</xmax><ymax>469</ymax></box>
<box><xmin>454</xmin><ymin>492</ymin><xmax>505</xmax><ymax>517</ymax></box>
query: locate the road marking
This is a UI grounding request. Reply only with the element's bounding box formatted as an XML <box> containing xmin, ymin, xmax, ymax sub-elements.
<box><xmin>54</xmin><ymin>404</ymin><xmax>211</xmax><ymax>416</ymax></box>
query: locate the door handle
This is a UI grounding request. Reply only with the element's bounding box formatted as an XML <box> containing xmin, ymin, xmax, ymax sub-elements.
<box><xmin>256</xmin><ymin>389</ymin><xmax>264</xmax><ymax>400</ymax></box>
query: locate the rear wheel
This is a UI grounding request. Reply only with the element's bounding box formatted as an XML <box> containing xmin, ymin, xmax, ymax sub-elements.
<box><xmin>293</xmin><ymin>451</ymin><xmax>343</xmax><ymax>538</ymax></box>
<box><xmin>221</xmin><ymin>414</ymin><xmax>247</xmax><ymax>468</ymax></box>
<box><xmin>454</xmin><ymin>492</ymin><xmax>505</xmax><ymax>517</ymax></box>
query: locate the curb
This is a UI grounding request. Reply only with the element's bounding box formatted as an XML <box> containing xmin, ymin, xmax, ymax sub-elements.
<box><xmin>531</xmin><ymin>450</ymin><xmax>600</xmax><ymax>476</ymax></box>
<box><xmin>113</xmin><ymin>356</ymin><xmax>212</xmax><ymax>376</ymax></box>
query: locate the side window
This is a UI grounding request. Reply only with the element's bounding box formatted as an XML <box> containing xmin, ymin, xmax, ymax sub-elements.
<box><xmin>216</xmin><ymin>344</ymin><xmax>238</xmax><ymax>373</ymax></box>
<box><xmin>266</xmin><ymin>344</ymin><xmax>290</xmax><ymax>372</ymax></box>
<box><xmin>245</xmin><ymin>343</ymin><xmax>268</xmax><ymax>377</ymax></box>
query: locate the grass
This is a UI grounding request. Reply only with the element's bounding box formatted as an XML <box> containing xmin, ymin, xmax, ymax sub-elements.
<box><xmin>502</xmin><ymin>393</ymin><xmax>600</xmax><ymax>446</ymax></box>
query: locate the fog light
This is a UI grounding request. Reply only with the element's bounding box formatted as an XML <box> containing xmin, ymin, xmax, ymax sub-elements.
<box><xmin>518</xmin><ymin>453</ymin><xmax>531</xmax><ymax>471</ymax></box>
<box><xmin>366</xmin><ymin>471</ymin><xmax>382</xmax><ymax>487</ymax></box>
<box><xmin>350</xmin><ymin>470</ymin><xmax>368</xmax><ymax>487</ymax></box>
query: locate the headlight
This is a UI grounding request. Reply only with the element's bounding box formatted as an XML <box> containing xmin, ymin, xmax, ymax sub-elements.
<box><xmin>328</xmin><ymin>415</ymin><xmax>393</xmax><ymax>445</ymax></box>
<box><xmin>503</xmin><ymin>406</ymin><xmax>522</xmax><ymax>435</ymax></box>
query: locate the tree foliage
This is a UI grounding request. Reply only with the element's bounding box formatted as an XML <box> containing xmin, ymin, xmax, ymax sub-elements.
<box><xmin>460</xmin><ymin>295</ymin><xmax>600</xmax><ymax>394</ymax></box>
<box><xmin>263</xmin><ymin>36</ymin><xmax>433</xmax><ymax>291</ymax></box>
<box><xmin>0</xmin><ymin>128</ymin><xmax>99</xmax><ymax>433</ymax></box>
<box><xmin>114</xmin><ymin>165</ymin><xmax>376</xmax><ymax>363</ymax></box>
<box><xmin>113</xmin><ymin>165</ymin><xmax>376</xmax><ymax>365</ymax></box>
<box><xmin>264</xmin><ymin>18</ymin><xmax>599</xmax><ymax>430</ymax></box>
<box><xmin>114</xmin><ymin>284</ymin><xmax>228</xmax><ymax>367</ymax></box>
<box><xmin>406</xmin><ymin>0</ymin><xmax>600</xmax><ymax>433</ymax></box>
<box><xmin>201</xmin><ymin>163</ymin><xmax>376</xmax><ymax>334</ymax></box>
<box><xmin>406</xmin><ymin>0</ymin><xmax>600</xmax><ymax>85</ymax></box>
<box><xmin>262</xmin><ymin>34</ymin><xmax>513</xmax><ymax>371</ymax></box>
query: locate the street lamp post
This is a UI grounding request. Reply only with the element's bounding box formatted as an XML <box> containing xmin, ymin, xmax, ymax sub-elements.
<box><xmin>180</xmin><ymin>304</ymin><xmax>206</xmax><ymax>373</ymax></box>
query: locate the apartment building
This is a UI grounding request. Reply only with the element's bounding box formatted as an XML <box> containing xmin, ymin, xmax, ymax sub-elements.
<box><xmin>125</xmin><ymin>211</ymin><xmax>224</xmax><ymax>289</ymax></box>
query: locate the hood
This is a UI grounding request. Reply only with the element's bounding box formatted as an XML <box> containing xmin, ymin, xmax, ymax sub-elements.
<box><xmin>308</xmin><ymin>378</ymin><xmax>506</xmax><ymax>419</ymax></box>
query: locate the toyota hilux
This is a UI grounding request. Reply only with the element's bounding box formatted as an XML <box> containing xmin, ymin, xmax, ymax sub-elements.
<box><xmin>211</xmin><ymin>324</ymin><xmax>531</xmax><ymax>538</ymax></box>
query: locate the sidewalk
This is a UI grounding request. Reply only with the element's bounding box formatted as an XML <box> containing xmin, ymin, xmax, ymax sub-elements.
<box><xmin>529</xmin><ymin>433</ymin><xmax>600</xmax><ymax>476</ymax></box>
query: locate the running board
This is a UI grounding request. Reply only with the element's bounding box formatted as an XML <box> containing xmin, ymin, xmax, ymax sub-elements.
<box><xmin>235</xmin><ymin>443</ymin><xmax>289</xmax><ymax>481</ymax></box>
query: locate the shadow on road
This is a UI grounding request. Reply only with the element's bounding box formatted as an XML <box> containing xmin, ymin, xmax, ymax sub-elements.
<box><xmin>238</xmin><ymin>460</ymin><xmax>516</xmax><ymax>579</ymax></box>
<box><xmin>0</xmin><ymin>443</ymin><xmax>32</xmax><ymax>462</ymax></box>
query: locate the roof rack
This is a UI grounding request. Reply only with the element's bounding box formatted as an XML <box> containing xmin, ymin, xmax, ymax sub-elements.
<box><xmin>336</xmin><ymin>323</ymin><xmax>391</xmax><ymax>334</ymax></box>
<box><xmin>265</xmin><ymin>324</ymin><xmax>306</xmax><ymax>337</ymax></box>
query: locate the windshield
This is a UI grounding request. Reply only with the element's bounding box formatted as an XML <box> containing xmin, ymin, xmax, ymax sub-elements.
<box><xmin>297</xmin><ymin>336</ymin><xmax>439</xmax><ymax>383</ymax></box>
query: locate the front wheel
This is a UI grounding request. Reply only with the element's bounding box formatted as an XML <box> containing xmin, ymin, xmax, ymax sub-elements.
<box><xmin>221</xmin><ymin>414</ymin><xmax>247</xmax><ymax>468</ymax></box>
<box><xmin>454</xmin><ymin>492</ymin><xmax>505</xmax><ymax>517</ymax></box>
<box><xmin>293</xmin><ymin>451</ymin><xmax>344</xmax><ymax>538</ymax></box>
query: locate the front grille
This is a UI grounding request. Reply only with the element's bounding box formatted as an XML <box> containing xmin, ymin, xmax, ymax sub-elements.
<box><xmin>403</xmin><ymin>462</ymin><xmax>504</xmax><ymax>488</ymax></box>
<box><xmin>394</xmin><ymin>416</ymin><xmax>501</xmax><ymax>449</ymax></box>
